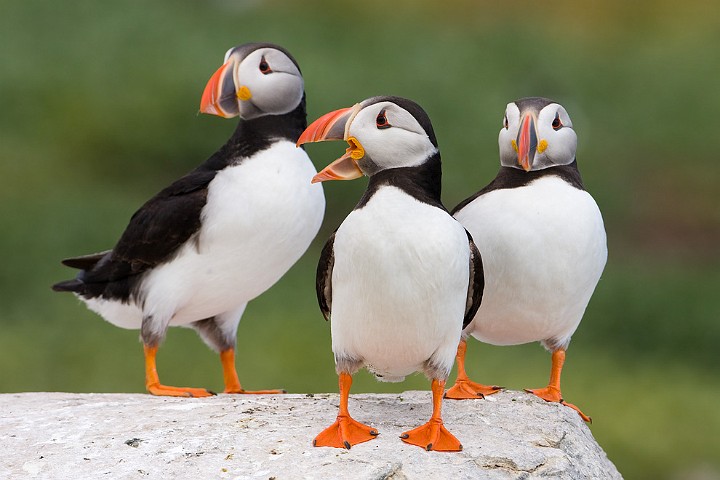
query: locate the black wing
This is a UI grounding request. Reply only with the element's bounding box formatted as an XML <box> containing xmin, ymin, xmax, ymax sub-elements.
<box><xmin>315</xmin><ymin>232</ymin><xmax>336</xmax><ymax>322</ymax></box>
<box><xmin>112</xmin><ymin>170</ymin><xmax>215</xmax><ymax>269</ymax></box>
<box><xmin>78</xmin><ymin>168</ymin><xmax>217</xmax><ymax>289</ymax></box>
<box><xmin>463</xmin><ymin>230</ymin><xmax>484</xmax><ymax>329</ymax></box>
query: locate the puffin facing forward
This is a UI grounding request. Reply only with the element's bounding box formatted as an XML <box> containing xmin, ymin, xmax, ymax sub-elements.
<box><xmin>445</xmin><ymin>98</ymin><xmax>607</xmax><ymax>422</ymax></box>
<box><xmin>298</xmin><ymin>96</ymin><xmax>483</xmax><ymax>451</ymax></box>
<box><xmin>52</xmin><ymin>43</ymin><xmax>325</xmax><ymax>397</ymax></box>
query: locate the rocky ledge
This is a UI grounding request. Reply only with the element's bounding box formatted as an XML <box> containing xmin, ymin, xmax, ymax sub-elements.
<box><xmin>0</xmin><ymin>390</ymin><xmax>621</xmax><ymax>479</ymax></box>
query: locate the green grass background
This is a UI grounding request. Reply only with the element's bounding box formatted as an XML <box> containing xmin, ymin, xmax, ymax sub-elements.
<box><xmin>1</xmin><ymin>0</ymin><xmax>719</xmax><ymax>478</ymax></box>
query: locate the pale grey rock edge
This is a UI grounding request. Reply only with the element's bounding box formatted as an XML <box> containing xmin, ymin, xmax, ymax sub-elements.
<box><xmin>0</xmin><ymin>390</ymin><xmax>621</xmax><ymax>479</ymax></box>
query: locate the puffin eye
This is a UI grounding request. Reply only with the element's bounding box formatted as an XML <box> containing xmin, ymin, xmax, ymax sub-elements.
<box><xmin>552</xmin><ymin>112</ymin><xmax>563</xmax><ymax>130</ymax></box>
<box><xmin>376</xmin><ymin>110</ymin><xmax>391</xmax><ymax>129</ymax></box>
<box><xmin>259</xmin><ymin>56</ymin><xmax>272</xmax><ymax>75</ymax></box>
<box><xmin>503</xmin><ymin>115</ymin><xmax>509</xmax><ymax>129</ymax></box>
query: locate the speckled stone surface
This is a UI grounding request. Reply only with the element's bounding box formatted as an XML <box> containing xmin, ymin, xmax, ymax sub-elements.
<box><xmin>0</xmin><ymin>390</ymin><xmax>621</xmax><ymax>479</ymax></box>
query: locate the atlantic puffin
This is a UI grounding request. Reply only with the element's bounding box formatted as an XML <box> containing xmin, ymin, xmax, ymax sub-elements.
<box><xmin>297</xmin><ymin>96</ymin><xmax>484</xmax><ymax>451</ymax></box>
<box><xmin>52</xmin><ymin>43</ymin><xmax>325</xmax><ymax>397</ymax></box>
<box><xmin>444</xmin><ymin>97</ymin><xmax>607</xmax><ymax>422</ymax></box>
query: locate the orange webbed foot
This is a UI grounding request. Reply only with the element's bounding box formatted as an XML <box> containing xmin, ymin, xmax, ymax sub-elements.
<box><xmin>314</xmin><ymin>415</ymin><xmax>379</xmax><ymax>449</ymax></box>
<box><xmin>445</xmin><ymin>339</ymin><xmax>503</xmax><ymax>400</ymax></box>
<box><xmin>525</xmin><ymin>387</ymin><xmax>592</xmax><ymax>423</ymax></box>
<box><xmin>146</xmin><ymin>383</ymin><xmax>216</xmax><ymax>398</ymax></box>
<box><xmin>400</xmin><ymin>418</ymin><xmax>462</xmax><ymax>452</ymax></box>
<box><xmin>445</xmin><ymin>379</ymin><xmax>503</xmax><ymax>400</ymax></box>
<box><xmin>525</xmin><ymin>385</ymin><xmax>562</xmax><ymax>403</ymax></box>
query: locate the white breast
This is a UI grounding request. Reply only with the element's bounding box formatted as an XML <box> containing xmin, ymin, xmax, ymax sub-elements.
<box><xmin>330</xmin><ymin>186</ymin><xmax>468</xmax><ymax>381</ymax></box>
<box><xmin>455</xmin><ymin>176</ymin><xmax>607</xmax><ymax>347</ymax></box>
<box><xmin>95</xmin><ymin>141</ymin><xmax>325</xmax><ymax>329</ymax></box>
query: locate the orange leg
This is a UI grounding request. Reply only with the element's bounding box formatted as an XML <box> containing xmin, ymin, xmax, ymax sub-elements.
<box><xmin>444</xmin><ymin>339</ymin><xmax>503</xmax><ymax>400</ymax></box>
<box><xmin>525</xmin><ymin>349</ymin><xmax>591</xmax><ymax>423</ymax></box>
<box><xmin>400</xmin><ymin>379</ymin><xmax>462</xmax><ymax>452</ymax></box>
<box><xmin>220</xmin><ymin>348</ymin><xmax>286</xmax><ymax>394</ymax></box>
<box><xmin>314</xmin><ymin>372</ymin><xmax>379</xmax><ymax>449</ymax></box>
<box><xmin>143</xmin><ymin>344</ymin><xmax>214</xmax><ymax>398</ymax></box>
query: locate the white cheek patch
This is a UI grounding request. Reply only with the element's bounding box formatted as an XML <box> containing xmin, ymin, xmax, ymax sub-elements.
<box><xmin>537</xmin><ymin>103</ymin><xmax>562</xmax><ymax>132</ymax></box>
<box><xmin>539</xmin><ymin>130</ymin><xmax>577</xmax><ymax>167</ymax></box>
<box><xmin>498</xmin><ymin>103</ymin><xmax>521</xmax><ymax>168</ymax></box>
<box><xmin>235</xmin><ymin>49</ymin><xmax>304</xmax><ymax>118</ymax></box>
<box><xmin>361</xmin><ymin>129</ymin><xmax>437</xmax><ymax>170</ymax></box>
<box><xmin>505</xmin><ymin>102</ymin><xmax>521</xmax><ymax>127</ymax></box>
<box><xmin>534</xmin><ymin>104</ymin><xmax>578</xmax><ymax>169</ymax></box>
<box><xmin>246</xmin><ymin>72</ymin><xmax>303</xmax><ymax>114</ymax></box>
<box><xmin>498</xmin><ymin>129</ymin><xmax>516</xmax><ymax>168</ymax></box>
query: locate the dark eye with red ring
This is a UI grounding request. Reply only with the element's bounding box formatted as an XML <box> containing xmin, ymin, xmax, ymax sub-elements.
<box><xmin>552</xmin><ymin>112</ymin><xmax>563</xmax><ymax>130</ymax></box>
<box><xmin>259</xmin><ymin>56</ymin><xmax>272</xmax><ymax>75</ymax></box>
<box><xmin>376</xmin><ymin>110</ymin><xmax>391</xmax><ymax>129</ymax></box>
<box><xmin>503</xmin><ymin>115</ymin><xmax>509</xmax><ymax>129</ymax></box>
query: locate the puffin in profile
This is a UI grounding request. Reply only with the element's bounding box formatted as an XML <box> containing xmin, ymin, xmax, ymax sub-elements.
<box><xmin>444</xmin><ymin>97</ymin><xmax>607</xmax><ymax>422</ymax></box>
<box><xmin>297</xmin><ymin>96</ymin><xmax>484</xmax><ymax>451</ymax></box>
<box><xmin>52</xmin><ymin>43</ymin><xmax>325</xmax><ymax>397</ymax></box>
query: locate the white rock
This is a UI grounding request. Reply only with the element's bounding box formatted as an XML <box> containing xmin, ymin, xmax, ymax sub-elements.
<box><xmin>0</xmin><ymin>391</ymin><xmax>621</xmax><ymax>479</ymax></box>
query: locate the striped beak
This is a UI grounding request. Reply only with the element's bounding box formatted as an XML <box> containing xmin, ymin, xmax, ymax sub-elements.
<box><xmin>516</xmin><ymin>113</ymin><xmax>538</xmax><ymax>172</ymax></box>
<box><xmin>200</xmin><ymin>59</ymin><xmax>249</xmax><ymax>118</ymax></box>
<box><xmin>298</xmin><ymin>105</ymin><xmax>365</xmax><ymax>183</ymax></box>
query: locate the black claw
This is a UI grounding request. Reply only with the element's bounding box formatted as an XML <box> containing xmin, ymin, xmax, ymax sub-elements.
<box><xmin>207</xmin><ymin>390</ymin><xmax>218</xmax><ymax>396</ymax></box>
<box><xmin>477</xmin><ymin>393</ymin><xmax>485</xmax><ymax>399</ymax></box>
<box><xmin>312</xmin><ymin>440</ymin><xmax>317</xmax><ymax>447</ymax></box>
<box><xmin>426</xmin><ymin>443</ymin><xmax>433</xmax><ymax>451</ymax></box>
<box><xmin>370</xmin><ymin>430</ymin><xmax>379</xmax><ymax>436</ymax></box>
<box><xmin>343</xmin><ymin>441</ymin><xmax>351</xmax><ymax>450</ymax></box>
<box><xmin>280</xmin><ymin>389</ymin><xmax>288</xmax><ymax>394</ymax></box>
<box><xmin>400</xmin><ymin>434</ymin><xmax>409</xmax><ymax>439</ymax></box>
<box><xmin>459</xmin><ymin>444</ymin><xmax>463</xmax><ymax>451</ymax></box>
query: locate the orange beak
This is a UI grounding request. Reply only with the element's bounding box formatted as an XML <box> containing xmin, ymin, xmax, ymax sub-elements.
<box><xmin>516</xmin><ymin>113</ymin><xmax>538</xmax><ymax>172</ymax></box>
<box><xmin>297</xmin><ymin>106</ymin><xmax>355</xmax><ymax>145</ymax></box>
<box><xmin>298</xmin><ymin>106</ymin><xmax>364</xmax><ymax>183</ymax></box>
<box><xmin>199</xmin><ymin>61</ymin><xmax>239</xmax><ymax>118</ymax></box>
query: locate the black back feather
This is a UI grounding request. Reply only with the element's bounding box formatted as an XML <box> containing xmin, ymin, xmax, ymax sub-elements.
<box><xmin>451</xmin><ymin>161</ymin><xmax>584</xmax><ymax>215</ymax></box>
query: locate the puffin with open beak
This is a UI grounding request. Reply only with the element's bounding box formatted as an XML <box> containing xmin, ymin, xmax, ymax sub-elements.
<box><xmin>53</xmin><ymin>43</ymin><xmax>325</xmax><ymax>397</ymax></box>
<box><xmin>445</xmin><ymin>97</ymin><xmax>607</xmax><ymax>422</ymax></box>
<box><xmin>298</xmin><ymin>96</ymin><xmax>484</xmax><ymax>451</ymax></box>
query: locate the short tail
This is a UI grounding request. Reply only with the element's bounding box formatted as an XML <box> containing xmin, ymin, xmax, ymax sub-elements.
<box><xmin>52</xmin><ymin>250</ymin><xmax>109</xmax><ymax>293</ymax></box>
<box><xmin>52</xmin><ymin>279</ymin><xmax>84</xmax><ymax>293</ymax></box>
<box><xmin>60</xmin><ymin>251</ymin><xmax>110</xmax><ymax>270</ymax></box>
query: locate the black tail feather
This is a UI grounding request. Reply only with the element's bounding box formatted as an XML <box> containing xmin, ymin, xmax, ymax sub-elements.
<box><xmin>52</xmin><ymin>279</ymin><xmax>84</xmax><ymax>293</ymax></box>
<box><xmin>60</xmin><ymin>251</ymin><xmax>110</xmax><ymax>270</ymax></box>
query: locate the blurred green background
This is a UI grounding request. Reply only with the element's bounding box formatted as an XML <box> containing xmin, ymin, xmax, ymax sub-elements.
<box><xmin>1</xmin><ymin>0</ymin><xmax>718</xmax><ymax>477</ymax></box>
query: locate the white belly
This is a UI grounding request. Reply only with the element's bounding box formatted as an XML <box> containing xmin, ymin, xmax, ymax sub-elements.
<box><xmin>330</xmin><ymin>187</ymin><xmax>468</xmax><ymax>381</ymax></box>
<box><xmin>90</xmin><ymin>141</ymin><xmax>325</xmax><ymax>329</ymax></box>
<box><xmin>455</xmin><ymin>176</ymin><xmax>607</xmax><ymax>347</ymax></box>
